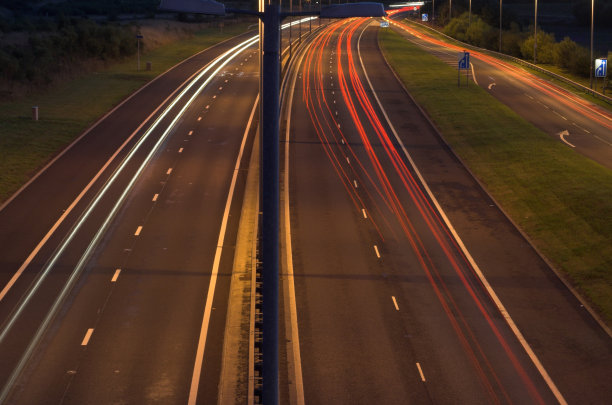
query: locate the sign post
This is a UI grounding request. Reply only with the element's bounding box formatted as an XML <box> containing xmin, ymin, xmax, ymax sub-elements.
<box><xmin>136</xmin><ymin>34</ymin><xmax>143</xmax><ymax>71</ymax></box>
<box><xmin>458</xmin><ymin>51</ymin><xmax>470</xmax><ymax>87</ymax></box>
<box><xmin>595</xmin><ymin>58</ymin><xmax>608</xmax><ymax>94</ymax></box>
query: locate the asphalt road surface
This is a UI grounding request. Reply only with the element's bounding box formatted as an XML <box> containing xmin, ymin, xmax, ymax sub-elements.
<box><xmin>281</xmin><ymin>17</ymin><xmax>611</xmax><ymax>405</ymax></box>
<box><xmin>388</xmin><ymin>15</ymin><xmax>612</xmax><ymax>170</ymax></box>
<box><xmin>0</xmin><ymin>30</ymin><xmax>261</xmax><ymax>404</ymax></box>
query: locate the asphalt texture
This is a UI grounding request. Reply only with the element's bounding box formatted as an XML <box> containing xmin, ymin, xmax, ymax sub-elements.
<box><xmin>283</xmin><ymin>18</ymin><xmax>611</xmax><ymax>404</ymax></box>
<box><xmin>0</xmin><ymin>32</ymin><xmax>260</xmax><ymax>404</ymax></box>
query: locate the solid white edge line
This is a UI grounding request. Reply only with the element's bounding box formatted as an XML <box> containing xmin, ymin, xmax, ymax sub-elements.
<box><xmin>81</xmin><ymin>328</ymin><xmax>94</xmax><ymax>346</ymax></box>
<box><xmin>0</xmin><ymin>38</ymin><xmax>253</xmax><ymax>303</ymax></box>
<box><xmin>470</xmin><ymin>62</ymin><xmax>479</xmax><ymax>86</ymax></box>
<box><xmin>187</xmin><ymin>95</ymin><xmax>259</xmax><ymax>405</ymax></box>
<box><xmin>358</xmin><ymin>25</ymin><xmax>567</xmax><ymax>405</ymax></box>
<box><xmin>282</xmin><ymin>39</ymin><xmax>307</xmax><ymax>405</ymax></box>
<box><xmin>111</xmin><ymin>269</ymin><xmax>121</xmax><ymax>282</ymax></box>
<box><xmin>0</xmin><ymin>32</ymin><xmax>243</xmax><ymax>215</ymax></box>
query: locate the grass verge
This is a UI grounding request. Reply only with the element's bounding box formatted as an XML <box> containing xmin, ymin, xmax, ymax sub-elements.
<box><xmin>400</xmin><ymin>18</ymin><xmax>612</xmax><ymax>111</ymax></box>
<box><xmin>379</xmin><ymin>28</ymin><xmax>612</xmax><ymax>325</ymax></box>
<box><xmin>0</xmin><ymin>22</ymin><xmax>252</xmax><ymax>203</ymax></box>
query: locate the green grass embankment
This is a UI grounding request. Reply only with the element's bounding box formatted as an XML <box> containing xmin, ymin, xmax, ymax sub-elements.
<box><xmin>379</xmin><ymin>28</ymin><xmax>612</xmax><ymax>325</ymax></box>
<box><xmin>0</xmin><ymin>22</ymin><xmax>251</xmax><ymax>203</ymax></box>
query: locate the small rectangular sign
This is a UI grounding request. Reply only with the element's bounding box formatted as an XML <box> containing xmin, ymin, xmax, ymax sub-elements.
<box><xmin>380</xmin><ymin>20</ymin><xmax>389</xmax><ymax>28</ymax></box>
<box><xmin>595</xmin><ymin>58</ymin><xmax>607</xmax><ymax>78</ymax></box>
<box><xmin>421</xmin><ymin>13</ymin><xmax>428</xmax><ymax>22</ymax></box>
<box><xmin>458</xmin><ymin>51</ymin><xmax>470</xmax><ymax>70</ymax></box>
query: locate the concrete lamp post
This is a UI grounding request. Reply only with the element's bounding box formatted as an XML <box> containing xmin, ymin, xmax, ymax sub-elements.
<box><xmin>159</xmin><ymin>1</ymin><xmax>386</xmax><ymax>404</ymax></box>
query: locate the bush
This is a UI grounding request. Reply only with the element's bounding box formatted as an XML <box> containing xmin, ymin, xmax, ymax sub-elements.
<box><xmin>520</xmin><ymin>29</ymin><xmax>556</xmax><ymax>64</ymax></box>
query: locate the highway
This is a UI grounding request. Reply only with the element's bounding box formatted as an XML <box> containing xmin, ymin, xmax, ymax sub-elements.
<box><xmin>0</xmin><ymin>11</ymin><xmax>610</xmax><ymax>405</ymax></box>
<box><xmin>0</xmin><ymin>28</ymin><xmax>264</xmax><ymax>404</ymax></box>
<box><xmin>280</xmin><ymin>17</ymin><xmax>611</xmax><ymax>404</ymax></box>
<box><xmin>387</xmin><ymin>13</ymin><xmax>612</xmax><ymax>170</ymax></box>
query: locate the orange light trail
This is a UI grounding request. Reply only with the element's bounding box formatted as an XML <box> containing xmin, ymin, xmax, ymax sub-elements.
<box><xmin>299</xmin><ymin>16</ymin><xmax>549</xmax><ymax>404</ymax></box>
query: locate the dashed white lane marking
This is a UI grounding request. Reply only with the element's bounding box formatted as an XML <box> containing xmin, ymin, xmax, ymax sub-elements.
<box><xmin>553</xmin><ymin>110</ymin><xmax>568</xmax><ymax>120</ymax></box>
<box><xmin>416</xmin><ymin>363</ymin><xmax>426</xmax><ymax>382</ymax></box>
<box><xmin>219</xmin><ymin>86</ymin><xmax>223</xmax><ymax>90</ymax></box>
<box><xmin>346</xmin><ymin>157</ymin><xmax>350</xmax><ymax>164</ymax></box>
<box><xmin>179</xmin><ymin>148</ymin><xmax>184</xmax><ymax>153</ymax></box>
<box><xmin>206</xmin><ymin>105</ymin><xmax>210</xmax><ymax>109</ymax></box>
<box><xmin>166</xmin><ymin>168</ymin><xmax>173</xmax><ymax>175</ymax></box>
<box><xmin>213</xmin><ymin>95</ymin><xmax>217</xmax><ymax>99</ymax></box>
<box><xmin>188</xmin><ymin>130</ymin><xmax>193</xmax><ymax>136</ymax></box>
<box><xmin>134</xmin><ymin>226</ymin><xmax>143</xmax><ymax>236</ymax></box>
<box><xmin>341</xmin><ymin>139</ymin><xmax>345</xmax><ymax>144</ymax></box>
<box><xmin>373</xmin><ymin>245</ymin><xmax>380</xmax><ymax>258</ymax></box>
<box><xmin>391</xmin><ymin>296</ymin><xmax>399</xmax><ymax>311</ymax></box>
<box><xmin>594</xmin><ymin>134</ymin><xmax>612</xmax><ymax>146</ymax></box>
<box><xmin>152</xmin><ymin>194</ymin><xmax>159</xmax><ymax>202</ymax></box>
<box><xmin>525</xmin><ymin>93</ymin><xmax>534</xmax><ymax>99</ymax></box>
<box><xmin>81</xmin><ymin>328</ymin><xmax>94</xmax><ymax>346</ymax></box>
<box><xmin>362</xmin><ymin>208</ymin><xmax>367</xmax><ymax>218</ymax></box>
<box><xmin>111</xmin><ymin>269</ymin><xmax>121</xmax><ymax>282</ymax></box>
<box><xmin>353</xmin><ymin>180</ymin><xmax>358</xmax><ymax>188</ymax></box>
<box><xmin>224</xmin><ymin>80</ymin><xmax>228</xmax><ymax>83</ymax></box>
<box><xmin>197</xmin><ymin>117</ymin><xmax>202</xmax><ymax>121</ymax></box>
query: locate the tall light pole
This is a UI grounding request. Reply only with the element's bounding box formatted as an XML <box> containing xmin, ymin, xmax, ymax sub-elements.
<box><xmin>449</xmin><ymin>0</ymin><xmax>452</xmax><ymax>22</ymax></box>
<box><xmin>590</xmin><ymin>0</ymin><xmax>594</xmax><ymax>89</ymax></box>
<box><xmin>499</xmin><ymin>0</ymin><xmax>502</xmax><ymax>52</ymax></box>
<box><xmin>534</xmin><ymin>0</ymin><xmax>538</xmax><ymax>64</ymax></box>
<box><xmin>469</xmin><ymin>0</ymin><xmax>471</xmax><ymax>26</ymax></box>
<box><xmin>158</xmin><ymin>3</ymin><xmax>386</xmax><ymax>404</ymax></box>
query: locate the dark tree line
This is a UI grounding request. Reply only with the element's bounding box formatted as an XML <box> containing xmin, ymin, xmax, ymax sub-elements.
<box><xmin>0</xmin><ymin>16</ymin><xmax>137</xmax><ymax>85</ymax></box>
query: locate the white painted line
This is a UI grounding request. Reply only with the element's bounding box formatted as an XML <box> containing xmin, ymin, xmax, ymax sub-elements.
<box><xmin>188</xmin><ymin>130</ymin><xmax>193</xmax><ymax>135</ymax></box>
<box><xmin>470</xmin><ymin>62</ymin><xmax>478</xmax><ymax>86</ymax></box>
<box><xmin>488</xmin><ymin>83</ymin><xmax>496</xmax><ymax>90</ymax></box>
<box><xmin>341</xmin><ymin>138</ymin><xmax>345</xmax><ymax>144</ymax></box>
<box><xmin>188</xmin><ymin>95</ymin><xmax>259</xmax><ymax>405</ymax></box>
<box><xmin>416</xmin><ymin>363</ymin><xmax>426</xmax><ymax>382</ymax></box>
<box><xmin>219</xmin><ymin>86</ymin><xmax>223</xmax><ymax>90</ymax></box>
<box><xmin>134</xmin><ymin>226</ymin><xmax>143</xmax><ymax>236</ymax></box>
<box><xmin>346</xmin><ymin>157</ymin><xmax>350</xmax><ymax>164</ymax></box>
<box><xmin>81</xmin><ymin>328</ymin><xmax>94</xmax><ymax>346</ymax></box>
<box><xmin>553</xmin><ymin>110</ymin><xmax>568</xmax><ymax>120</ymax></box>
<box><xmin>357</xmin><ymin>30</ymin><xmax>568</xmax><ymax>405</ymax></box>
<box><xmin>213</xmin><ymin>95</ymin><xmax>217</xmax><ymax>99</ymax></box>
<box><xmin>284</xmin><ymin>58</ymin><xmax>306</xmax><ymax>404</ymax></box>
<box><xmin>179</xmin><ymin>148</ymin><xmax>184</xmax><ymax>153</ymax></box>
<box><xmin>374</xmin><ymin>245</ymin><xmax>380</xmax><ymax>258</ymax></box>
<box><xmin>197</xmin><ymin>117</ymin><xmax>202</xmax><ymax>121</ymax></box>
<box><xmin>362</xmin><ymin>208</ymin><xmax>367</xmax><ymax>218</ymax></box>
<box><xmin>525</xmin><ymin>93</ymin><xmax>534</xmax><ymax>99</ymax></box>
<box><xmin>152</xmin><ymin>194</ymin><xmax>159</xmax><ymax>202</ymax></box>
<box><xmin>335</xmin><ymin>110</ymin><xmax>338</xmax><ymax>115</ymax></box>
<box><xmin>353</xmin><ymin>180</ymin><xmax>358</xmax><ymax>188</ymax></box>
<box><xmin>558</xmin><ymin>130</ymin><xmax>575</xmax><ymax>148</ymax></box>
<box><xmin>392</xmin><ymin>296</ymin><xmax>399</xmax><ymax>311</ymax></box>
<box><xmin>205</xmin><ymin>105</ymin><xmax>210</xmax><ymax>110</ymax></box>
<box><xmin>594</xmin><ymin>134</ymin><xmax>612</xmax><ymax>147</ymax></box>
<box><xmin>111</xmin><ymin>269</ymin><xmax>121</xmax><ymax>282</ymax></box>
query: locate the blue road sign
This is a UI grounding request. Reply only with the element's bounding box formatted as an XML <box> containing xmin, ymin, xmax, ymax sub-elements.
<box><xmin>595</xmin><ymin>58</ymin><xmax>607</xmax><ymax>78</ymax></box>
<box><xmin>421</xmin><ymin>13</ymin><xmax>428</xmax><ymax>22</ymax></box>
<box><xmin>458</xmin><ymin>51</ymin><xmax>470</xmax><ymax>70</ymax></box>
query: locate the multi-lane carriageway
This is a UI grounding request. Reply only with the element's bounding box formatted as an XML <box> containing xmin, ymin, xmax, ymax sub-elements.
<box><xmin>0</xmin><ymin>12</ymin><xmax>610</xmax><ymax>405</ymax></box>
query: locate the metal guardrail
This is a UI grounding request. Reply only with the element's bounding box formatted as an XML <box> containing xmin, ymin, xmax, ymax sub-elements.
<box><xmin>404</xmin><ymin>19</ymin><xmax>612</xmax><ymax>105</ymax></box>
